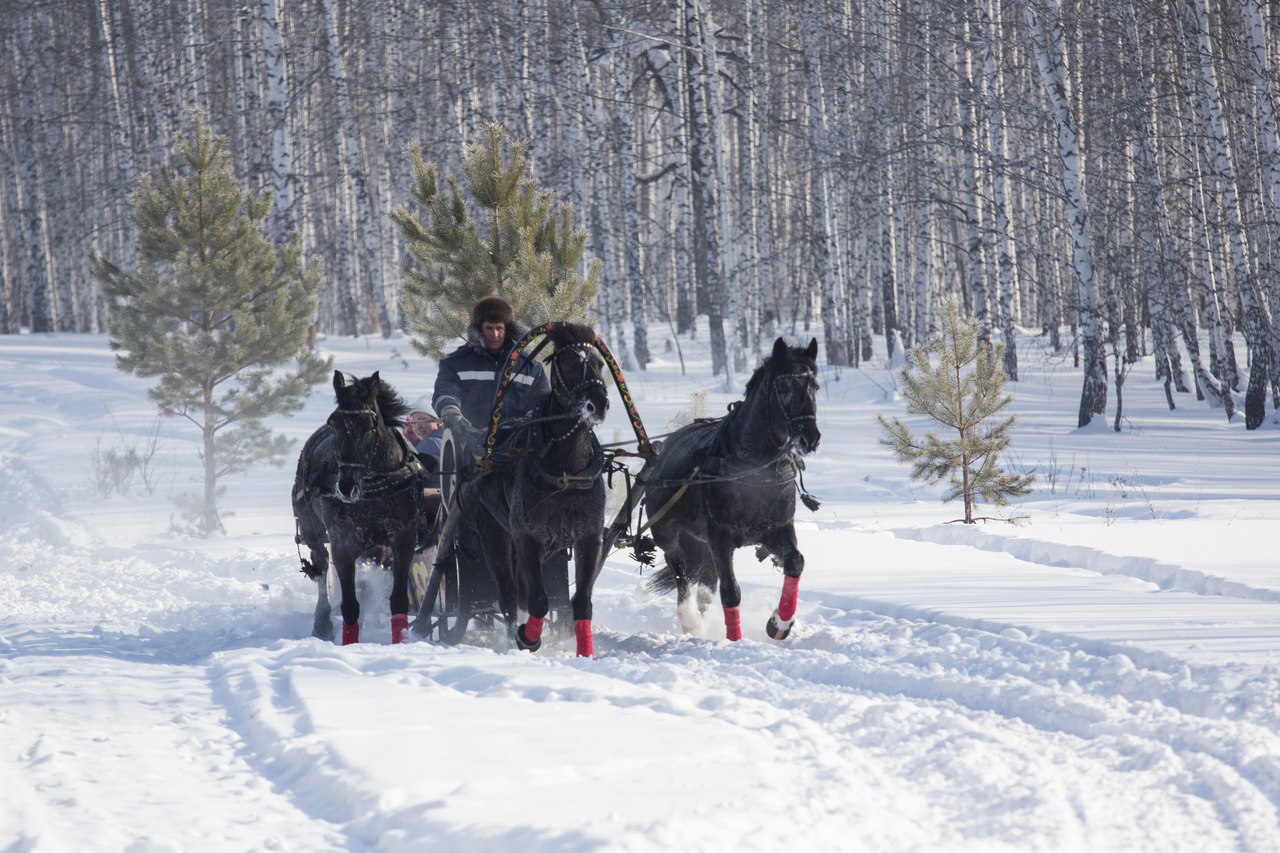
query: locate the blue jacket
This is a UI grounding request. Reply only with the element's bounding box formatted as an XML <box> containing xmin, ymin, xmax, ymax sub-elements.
<box><xmin>432</xmin><ymin>326</ymin><xmax>550</xmax><ymax>433</ymax></box>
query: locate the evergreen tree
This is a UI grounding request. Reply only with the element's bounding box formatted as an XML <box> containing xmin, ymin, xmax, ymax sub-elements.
<box><xmin>391</xmin><ymin>123</ymin><xmax>601</xmax><ymax>358</ymax></box>
<box><xmin>91</xmin><ymin>113</ymin><xmax>331</xmax><ymax>535</ymax></box>
<box><xmin>877</xmin><ymin>302</ymin><xmax>1034</xmax><ymax>523</ymax></box>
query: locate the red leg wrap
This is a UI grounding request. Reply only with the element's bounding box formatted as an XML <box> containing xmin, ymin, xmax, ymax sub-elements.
<box><xmin>724</xmin><ymin>606</ymin><xmax>742</xmax><ymax>641</ymax></box>
<box><xmin>341</xmin><ymin>623</ymin><xmax>359</xmax><ymax>645</ymax></box>
<box><xmin>525</xmin><ymin>615</ymin><xmax>545</xmax><ymax>645</ymax></box>
<box><xmin>391</xmin><ymin>613</ymin><xmax>409</xmax><ymax>644</ymax></box>
<box><xmin>575</xmin><ymin>619</ymin><xmax>593</xmax><ymax>657</ymax></box>
<box><xmin>777</xmin><ymin>575</ymin><xmax>800</xmax><ymax>621</ymax></box>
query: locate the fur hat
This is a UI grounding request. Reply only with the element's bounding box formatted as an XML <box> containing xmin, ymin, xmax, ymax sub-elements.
<box><xmin>470</xmin><ymin>296</ymin><xmax>515</xmax><ymax>330</ymax></box>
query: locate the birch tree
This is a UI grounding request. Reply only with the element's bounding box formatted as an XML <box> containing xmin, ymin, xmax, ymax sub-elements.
<box><xmin>1182</xmin><ymin>0</ymin><xmax>1272</xmax><ymax>428</ymax></box>
<box><xmin>1024</xmin><ymin>0</ymin><xmax>1107</xmax><ymax>427</ymax></box>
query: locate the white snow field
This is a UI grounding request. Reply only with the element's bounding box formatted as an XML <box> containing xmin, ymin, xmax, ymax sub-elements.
<box><xmin>2</xmin><ymin>327</ymin><xmax>1279</xmax><ymax>852</ymax></box>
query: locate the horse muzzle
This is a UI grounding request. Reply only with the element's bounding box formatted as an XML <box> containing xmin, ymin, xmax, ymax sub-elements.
<box><xmin>336</xmin><ymin>478</ymin><xmax>363</xmax><ymax>503</ymax></box>
<box><xmin>581</xmin><ymin>395</ymin><xmax>609</xmax><ymax>426</ymax></box>
<box><xmin>796</xmin><ymin>425</ymin><xmax>821</xmax><ymax>455</ymax></box>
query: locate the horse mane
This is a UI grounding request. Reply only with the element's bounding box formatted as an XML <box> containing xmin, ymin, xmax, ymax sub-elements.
<box><xmin>546</xmin><ymin>322</ymin><xmax>597</xmax><ymax>351</ymax></box>
<box><xmin>338</xmin><ymin>373</ymin><xmax>411</xmax><ymax>428</ymax></box>
<box><xmin>743</xmin><ymin>340</ymin><xmax>817</xmax><ymax>397</ymax></box>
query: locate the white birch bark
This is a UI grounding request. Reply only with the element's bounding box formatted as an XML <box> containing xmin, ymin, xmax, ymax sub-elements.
<box><xmin>986</xmin><ymin>0</ymin><xmax>1018</xmax><ymax>378</ymax></box>
<box><xmin>683</xmin><ymin>0</ymin><xmax>727</xmax><ymax>376</ymax></box>
<box><xmin>803</xmin><ymin>1</ymin><xmax>847</xmax><ymax>367</ymax></box>
<box><xmin>1023</xmin><ymin>0</ymin><xmax>1106</xmax><ymax>426</ymax></box>
<box><xmin>743</xmin><ymin>2</ymin><xmax>777</xmax><ymax>347</ymax></box>
<box><xmin>16</xmin><ymin>8</ymin><xmax>53</xmax><ymax>332</ymax></box>
<box><xmin>699</xmin><ymin>7</ymin><xmax>745</xmax><ymax>373</ymax></box>
<box><xmin>1240</xmin><ymin>0</ymin><xmax>1280</xmax><ymax>397</ymax></box>
<box><xmin>260</xmin><ymin>0</ymin><xmax>297</xmax><ymax>239</ymax></box>
<box><xmin>1184</xmin><ymin>0</ymin><xmax>1271</xmax><ymax>427</ymax></box>
<box><xmin>960</xmin><ymin>10</ymin><xmax>989</xmax><ymax>347</ymax></box>
<box><xmin>319</xmin><ymin>0</ymin><xmax>390</xmax><ymax>335</ymax></box>
<box><xmin>1242</xmin><ymin>0</ymin><xmax>1280</xmax><ymax>231</ymax></box>
<box><xmin>183</xmin><ymin>0</ymin><xmax>206</xmax><ymax>109</ymax></box>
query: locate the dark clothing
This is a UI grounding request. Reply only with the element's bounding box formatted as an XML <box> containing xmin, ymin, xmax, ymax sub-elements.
<box><xmin>414</xmin><ymin>434</ymin><xmax>443</xmax><ymax>488</ymax></box>
<box><xmin>432</xmin><ymin>327</ymin><xmax>550</xmax><ymax>440</ymax></box>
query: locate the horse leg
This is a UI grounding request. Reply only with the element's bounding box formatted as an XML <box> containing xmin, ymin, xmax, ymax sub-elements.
<box><xmin>513</xmin><ymin>535</ymin><xmax>547</xmax><ymax>652</ymax></box>
<box><xmin>312</xmin><ymin>570</ymin><xmax>334</xmax><ymax>641</ymax></box>
<box><xmin>569</xmin><ymin>534</ymin><xmax>604</xmax><ymax>658</ymax></box>
<box><xmin>706</xmin><ymin>532</ymin><xmax>743</xmax><ymax>641</ymax></box>
<box><xmin>331</xmin><ymin>542</ymin><xmax>361</xmax><ymax>645</ymax></box>
<box><xmin>663</xmin><ymin>528</ymin><xmax>714</xmax><ymax>634</ymax></box>
<box><xmin>388</xmin><ymin>525</ymin><xmax>416</xmax><ymax>644</ymax></box>
<box><xmin>760</xmin><ymin>525</ymin><xmax>805</xmax><ymax>640</ymax></box>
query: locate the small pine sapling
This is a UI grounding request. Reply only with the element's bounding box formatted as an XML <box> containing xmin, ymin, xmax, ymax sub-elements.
<box><xmin>877</xmin><ymin>303</ymin><xmax>1034</xmax><ymax>523</ymax></box>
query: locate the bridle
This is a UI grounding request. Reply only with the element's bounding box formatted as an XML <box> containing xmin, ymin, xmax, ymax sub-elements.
<box><xmin>758</xmin><ymin>367</ymin><xmax>818</xmax><ymax>449</ymax></box>
<box><xmin>543</xmin><ymin>343</ymin><xmax>609</xmax><ymax>444</ymax></box>
<box><xmin>327</xmin><ymin>405</ymin><xmax>385</xmax><ymax>474</ymax></box>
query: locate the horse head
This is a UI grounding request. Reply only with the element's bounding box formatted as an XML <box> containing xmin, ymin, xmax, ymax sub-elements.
<box><xmin>758</xmin><ymin>337</ymin><xmax>821</xmax><ymax>454</ymax></box>
<box><xmin>328</xmin><ymin>370</ymin><xmax>386</xmax><ymax>502</ymax></box>
<box><xmin>545</xmin><ymin>324</ymin><xmax>610</xmax><ymax>428</ymax></box>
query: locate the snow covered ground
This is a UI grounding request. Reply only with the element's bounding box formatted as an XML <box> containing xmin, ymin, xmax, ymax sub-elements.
<box><xmin>3</xmin><ymin>326</ymin><xmax>1280</xmax><ymax>852</ymax></box>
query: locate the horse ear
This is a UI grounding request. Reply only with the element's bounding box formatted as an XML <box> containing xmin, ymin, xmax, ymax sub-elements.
<box><xmin>366</xmin><ymin>371</ymin><xmax>381</xmax><ymax>403</ymax></box>
<box><xmin>772</xmin><ymin>337</ymin><xmax>788</xmax><ymax>359</ymax></box>
<box><xmin>333</xmin><ymin>370</ymin><xmax>344</xmax><ymax>393</ymax></box>
<box><xmin>806</xmin><ymin>338</ymin><xmax>818</xmax><ymax>360</ymax></box>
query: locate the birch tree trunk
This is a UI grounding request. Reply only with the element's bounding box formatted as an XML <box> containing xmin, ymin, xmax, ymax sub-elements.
<box><xmin>1183</xmin><ymin>0</ymin><xmax>1271</xmax><ymax>427</ymax></box>
<box><xmin>16</xmin><ymin>8</ymin><xmax>53</xmax><ymax>332</ymax></box>
<box><xmin>1241</xmin><ymin>0</ymin><xmax>1280</xmax><ymax>405</ymax></box>
<box><xmin>960</xmin><ymin>8</ymin><xmax>990</xmax><ymax>347</ymax></box>
<box><xmin>260</xmin><ymin>0</ymin><xmax>297</xmax><ymax>240</ymax></box>
<box><xmin>987</xmin><ymin>0</ymin><xmax>1019</xmax><ymax>379</ymax></box>
<box><xmin>683</xmin><ymin>0</ymin><xmax>727</xmax><ymax>376</ymax></box>
<box><xmin>319</xmin><ymin>0</ymin><xmax>391</xmax><ymax>335</ymax></box>
<box><xmin>743</xmin><ymin>2</ymin><xmax>778</xmax><ymax>348</ymax></box>
<box><xmin>1024</xmin><ymin>0</ymin><xmax>1106</xmax><ymax>426</ymax></box>
<box><xmin>601</xmin><ymin>1</ymin><xmax>651</xmax><ymax>368</ymax></box>
<box><xmin>804</xmin><ymin>1</ymin><xmax>848</xmax><ymax>367</ymax></box>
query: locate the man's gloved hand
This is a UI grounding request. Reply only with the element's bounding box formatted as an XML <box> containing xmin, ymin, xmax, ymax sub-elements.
<box><xmin>440</xmin><ymin>406</ymin><xmax>485</xmax><ymax>445</ymax></box>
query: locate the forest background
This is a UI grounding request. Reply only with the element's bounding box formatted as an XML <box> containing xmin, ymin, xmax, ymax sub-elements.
<box><xmin>4</xmin><ymin>0</ymin><xmax>1280</xmax><ymax>430</ymax></box>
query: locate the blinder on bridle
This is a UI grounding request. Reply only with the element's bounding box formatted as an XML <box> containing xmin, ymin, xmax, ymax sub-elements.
<box><xmin>549</xmin><ymin>342</ymin><xmax>608</xmax><ymax>411</ymax></box>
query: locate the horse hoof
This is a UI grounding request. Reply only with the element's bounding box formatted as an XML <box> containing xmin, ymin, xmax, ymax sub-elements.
<box><xmin>516</xmin><ymin>624</ymin><xmax>542</xmax><ymax>652</ymax></box>
<box><xmin>766</xmin><ymin>610</ymin><xmax>793</xmax><ymax>641</ymax></box>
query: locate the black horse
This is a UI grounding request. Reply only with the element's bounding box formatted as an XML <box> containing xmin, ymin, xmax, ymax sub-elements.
<box><xmin>292</xmin><ymin>371</ymin><xmax>423</xmax><ymax>644</ymax></box>
<box><xmin>644</xmin><ymin>337</ymin><xmax>820</xmax><ymax>641</ymax></box>
<box><xmin>462</xmin><ymin>323</ymin><xmax>611</xmax><ymax>657</ymax></box>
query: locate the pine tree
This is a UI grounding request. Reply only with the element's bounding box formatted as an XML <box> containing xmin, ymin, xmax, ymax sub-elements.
<box><xmin>391</xmin><ymin>122</ymin><xmax>601</xmax><ymax>358</ymax></box>
<box><xmin>91</xmin><ymin>113</ymin><xmax>331</xmax><ymax>535</ymax></box>
<box><xmin>877</xmin><ymin>302</ymin><xmax>1034</xmax><ymax>523</ymax></box>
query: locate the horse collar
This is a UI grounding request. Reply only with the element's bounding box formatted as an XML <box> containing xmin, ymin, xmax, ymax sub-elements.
<box><xmin>531</xmin><ymin>435</ymin><xmax>604</xmax><ymax>491</ymax></box>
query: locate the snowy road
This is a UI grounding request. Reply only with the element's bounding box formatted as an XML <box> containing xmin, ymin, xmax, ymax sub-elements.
<box><xmin>4</xmin><ymin>332</ymin><xmax>1280</xmax><ymax>850</ymax></box>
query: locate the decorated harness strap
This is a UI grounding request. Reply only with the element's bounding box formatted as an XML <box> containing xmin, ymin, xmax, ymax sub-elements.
<box><xmin>483</xmin><ymin>322</ymin><xmax>655</xmax><ymax>462</ymax></box>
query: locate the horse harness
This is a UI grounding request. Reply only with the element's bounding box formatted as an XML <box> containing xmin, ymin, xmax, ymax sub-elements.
<box><xmin>629</xmin><ymin>368</ymin><xmax>821</xmax><ymax>544</ymax></box>
<box><xmin>326</xmin><ymin>406</ymin><xmax>429</xmax><ymax>499</ymax></box>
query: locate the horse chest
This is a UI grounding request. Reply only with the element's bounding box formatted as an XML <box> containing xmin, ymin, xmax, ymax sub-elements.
<box><xmin>701</xmin><ymin>474</ymin><xmax>795</xmax><ymax>539</ymax></box>
<box><xmin>510</xmin><ymin>481</ymin><xmax>604</xmax><ymax>547</ymax></box>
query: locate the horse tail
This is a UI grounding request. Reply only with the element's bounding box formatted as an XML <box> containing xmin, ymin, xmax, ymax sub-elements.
<box><xmin>645</xmin><ymin>564</ymin><xmax>680</xmax><ymax>595</ymax></box>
